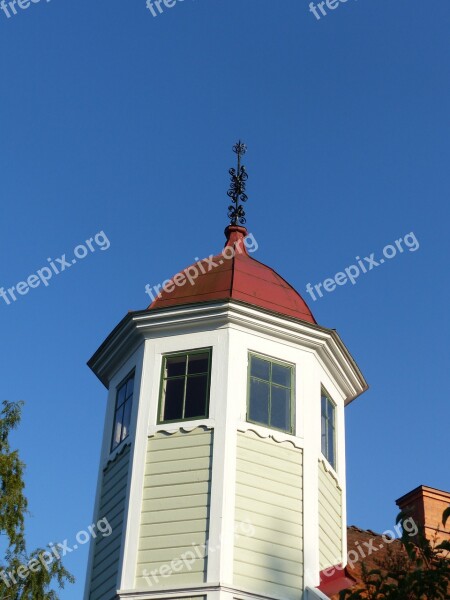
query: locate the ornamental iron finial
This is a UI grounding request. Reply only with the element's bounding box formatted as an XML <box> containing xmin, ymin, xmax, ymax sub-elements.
<box><xmin>227</xmin><ymin>141</ymin><xmax>248</xmax><ymax>226</ymax></box>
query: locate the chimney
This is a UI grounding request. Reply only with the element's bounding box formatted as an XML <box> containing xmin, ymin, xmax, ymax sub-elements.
<box><xmin>396</xmin><ymin>485</ymin><xmax>450</xmax><ymax>545</ymax></box>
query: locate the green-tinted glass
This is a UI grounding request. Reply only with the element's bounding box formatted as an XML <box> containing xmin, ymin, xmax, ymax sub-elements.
<box><xmin>271</xmin><ymin>385</ymin><xmax>291</xmax><ymax>431</ymax></box>
<box><xmin>251</xmin><ymin>356</ymin><xmax>270</xmax><ymax>381</ymax></box>
<box><xmin>248</xmin><ymin>378</ymin><xmax>270</xmax><ymax>424</ymax></box>
<box><xmin>272</xmin><ymin>363</ymin><xmax>291</xmax><ymax>387</ymax></box>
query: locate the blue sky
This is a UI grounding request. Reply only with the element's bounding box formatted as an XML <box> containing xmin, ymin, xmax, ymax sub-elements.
<box><xmin>1</xmin><ymin>0</ymin><xmax>449</xmax><ymax>597</ymax></box>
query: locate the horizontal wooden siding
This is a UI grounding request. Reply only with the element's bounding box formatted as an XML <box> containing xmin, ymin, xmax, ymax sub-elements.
<box><xmin>234</xmin><ymin>431</ymin><xmax>303</xmax><ymax>600</ymax></box>
<box><xmin>135</xmin><ymin>429</ymin><xmax>213</xmax><ymax>589</ymax></box>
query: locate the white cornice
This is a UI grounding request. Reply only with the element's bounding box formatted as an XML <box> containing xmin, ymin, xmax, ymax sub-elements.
<box><xmin>88</xmin><ymin>300</ymin><xmax>368</xmax><ymax>403</ymax></box>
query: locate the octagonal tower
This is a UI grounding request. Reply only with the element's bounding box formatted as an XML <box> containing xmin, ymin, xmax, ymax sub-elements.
<box><xmin>84</xmin><ymin>149</ymin><xmax>367</xmax><ymax>600</ymax></box>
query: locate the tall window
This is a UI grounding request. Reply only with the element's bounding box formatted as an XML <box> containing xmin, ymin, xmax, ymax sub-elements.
<box><xmin>111</xmin><ymin>371</ymin><xmax>135</xmax><ymax>451</ymax></box>
<box><xmin>159</xmin><ymin>349</ymin><xmax>211</xmax><ymax>423</ymax></box>
<box><xmin>321</xmin><ymin>391</ymin><xmax>336</xmax><ymax>469</ymax></box>
<box><xmin>247</xmin><ymin>353</ymin><xmax>294</xmax><ymax>433</ymax></box>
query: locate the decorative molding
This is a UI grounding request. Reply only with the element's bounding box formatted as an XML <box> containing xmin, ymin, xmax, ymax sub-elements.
<box><xmin>103</xmin><ymin>440</ymin><xmax>132</xmax><ymax>470</ymax></box>
<box><xmin>319</xmin><ymin>458</ymin><xmax>342</xmax><ymax>491</ymax></box>
<box><xmin>149</xmin><ymin>424</ymin><xmax>214</xmax><ymax>437</ymax></box>
<box><xmin>237</xmin><ymin>424</ymin><xmax>304</xmax><ymax>450</ymax></box>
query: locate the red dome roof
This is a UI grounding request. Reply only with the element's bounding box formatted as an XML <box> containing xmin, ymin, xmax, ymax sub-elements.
<box><xmin>148</xmin><ymin>226</ymin><xmax>316</xmax><ymax>324</ymax></box>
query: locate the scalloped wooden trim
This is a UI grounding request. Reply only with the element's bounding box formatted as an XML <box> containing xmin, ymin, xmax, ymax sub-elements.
<box><xmin>150</xmin><ymin>424</ymin><xmax>213</xmax><ymax>438</ymax></box>
<box><xmin>237</xmin><ymin>425</ymin><xmax>304</xmax><ymax>450</ymax></box>
<box><xmin>104</xmin><ymin>441</ymin><xmax>131</xmax><ymax>471</ymax></box>
<box><xmin>319</xmin><ymin>457</ymin><xmax>342</xmax><ymax>490</ymax></box>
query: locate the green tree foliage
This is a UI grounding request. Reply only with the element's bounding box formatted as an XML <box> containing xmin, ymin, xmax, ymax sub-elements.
<box><xmin>339</xmin><ymin>513</ymin><xmax>450</xmax><ymax>600</ymax></box>
<box><xmin>0</xmin><ymin>401</ymin><xmax>74</xmax><ymax>599</ymax></box>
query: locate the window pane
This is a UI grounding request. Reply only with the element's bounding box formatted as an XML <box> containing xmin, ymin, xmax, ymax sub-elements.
<box><xmin>184</xmin><ymin>374</ymin><xmax>208</xmax><ymax>419</ymax></box>
<box><xmin>116</xmin><ymin>384</ymin><xmax>127</xmax><ymax>408</ymax></box>
<box><xmin>111</xmin><ymin>372</ymin><xmax>135</xmax><ymax>451</ymax></box>
<box><xmin>321</xmin><ymin>414</ymin><xmax>327</xmax><ymax>455</ymax></box>
<box><xmin>328</xmin><ymin>399</ymin><xmax>335</xmax><ymax>426</ymax></box>
<box><xmin>163</xmin><ymin>378</ymin><xmax>185</xmax><ymax>421</ymax></box>
<box><xmin>122</xmin><ymin>398</ymin><xmax>133</xmax><ymax>440</ymax></box>
<box><xmin>272</xmin><ymin>363</ymin><xmax>291</xmax><ymax>388</ymax></box>
<box><xmin>249</xmin><ymin>378</ymin><xmax>270</xmax><ymax>425</ymax></box>
<box><xmin>327</xmin><ymin>424</ymin><xmax>335</xmax><ymax>469</ymax></box>
<box><xmin>321</xmin><ymin>394</ymin><xmax>336</xmax><ymax>468</ymax></box>
<box><xmin>321</xmin><ymin>394</ymin><xmax>327</xmax><ymax>416</ymax></box>
<box><xmin>250</xmin><ymin>356</ymin><xmax>270</xmax><ymax>381</ymax></box>
<box><xmin>188</xmin><ymin>353</ymin><xmax>209</xmax><ymax>375</ymax></box>
<box><xmin>112</xmin><ymin>405</ymin><xmax>124</xmax><ymax>450</ymax></box>
<box><xmin>165</xmin><ymin>356</ymin><xmax>186</xmax><ymax>378</ymax></box>
<box><xmin>271</xmin><ymin>385</ymin><xmax>291</xmax><ymax>431</ymax></box>
<box><xmin>125</xmin><ymin>376</ymin><xmax>135</xmax><ymax>399</ymax></box>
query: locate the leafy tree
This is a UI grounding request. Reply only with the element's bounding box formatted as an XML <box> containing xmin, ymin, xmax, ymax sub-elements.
<box><xmin>0</xmin><ymin>401</ymin><xmax>74</xmax><ymax>599</ymax></box>
<box><xmin>444</xmin><ymin>508</ymin><xmax>450</xmax><ymax>531</ymax></box>
<box><xmin>339</xmin><ymin>512</ymin><xmax>450</xmax><ymax>600</ymax></box>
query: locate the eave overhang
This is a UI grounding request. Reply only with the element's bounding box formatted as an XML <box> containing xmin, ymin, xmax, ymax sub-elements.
<box><xmin>88</xmin><ymin>300</ymin><xmax>368</xmax><ymax>402</ymax></box>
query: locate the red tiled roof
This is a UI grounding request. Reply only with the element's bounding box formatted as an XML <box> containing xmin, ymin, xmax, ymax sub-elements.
<box><xmin>148</xmin><ymin>225</ymin><xmax>317</xmax><ymax>324</ymax></box>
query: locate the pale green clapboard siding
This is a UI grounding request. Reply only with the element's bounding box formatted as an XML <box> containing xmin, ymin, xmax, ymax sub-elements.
<box><xmin>89</xmin><ymin>444</ymin><xmax>131</xmax><ymax>600</ymax></box>
<box><xmin>135</xmin><ymin>429</ymin><xmax>213</xmax><ymax>589</ymax></box>
<box><xmin>234</xmin><ymin>431</ymin><xmax>303</xmax><ymax>600</ymax></box>
<box><xmin>318</xmin><ymin>460</ymin><xmax>343</xmax><ymax>570</ymax></box>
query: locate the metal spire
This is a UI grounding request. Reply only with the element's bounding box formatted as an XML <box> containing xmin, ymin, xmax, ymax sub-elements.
<box><xmin>227</xmin><ymin>141</ymin><xmax>248</xmax><ymax>226</ymax></box>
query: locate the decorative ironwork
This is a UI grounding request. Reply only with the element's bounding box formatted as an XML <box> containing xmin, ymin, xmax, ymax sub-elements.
<box><xmin>227</xmin><ymin>141</ymin><xmax>248</xmax><ymax>226</ymax></box>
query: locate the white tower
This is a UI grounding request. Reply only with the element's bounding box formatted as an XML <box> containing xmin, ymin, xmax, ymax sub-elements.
<box><xmin>84</xmin><ymin>150</ymin><xmax>367</xmax><ymax>600</ymax></box>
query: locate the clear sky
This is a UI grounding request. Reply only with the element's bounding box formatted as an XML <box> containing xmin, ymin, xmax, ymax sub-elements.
<box><xmin>1</xmin><ymin>0</ymin><xmax>449</xmax><ymax>597</ymax></box>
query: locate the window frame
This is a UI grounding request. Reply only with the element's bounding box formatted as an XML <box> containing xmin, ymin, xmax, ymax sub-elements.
<box><xmin>157</xmin><ymin>348</ymin><xmax>212</xmax><ymax>425</ymax></box>
<box><xmin>321</xmin><ymin>388</ymin><xmax>337</xmax><ymax>470</ymax></box>
<box><xmin>110</xmin><ymin>369</ymin><xmax>135</xmax><ymax>452</ymax></box>
<box><xmin>246</xmin><ymin>352</ymin><xmax>295</xmax><ymax>434</ymax></box>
